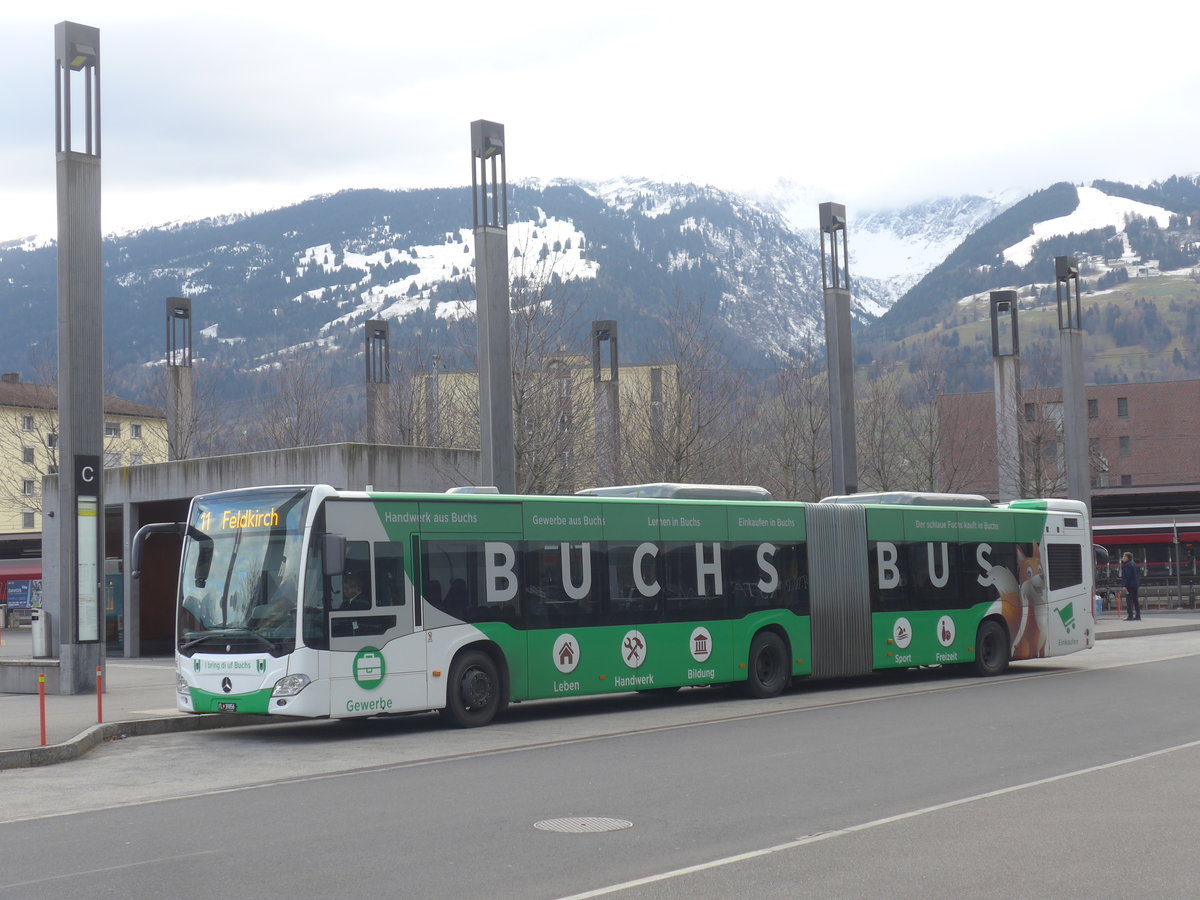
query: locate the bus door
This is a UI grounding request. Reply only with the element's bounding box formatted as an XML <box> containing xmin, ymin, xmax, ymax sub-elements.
<box><xmin>415</xmin><ymin>499</ymin><xmax>526</xmax><ymax>701</ymax></box>
<box><xmin>1041</xmin><ymin>517</ymin><xmax>1094</xmax><ymax>655</ymax></box>
<box><xmin>324</xmin><ymin>500</ymin><xmax>426</xmax><ymax>716</ymax></box>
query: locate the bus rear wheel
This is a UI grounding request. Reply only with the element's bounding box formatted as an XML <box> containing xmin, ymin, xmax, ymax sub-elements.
<box><xmin>743</xmin><ymin>631</ymin><xmax>789</xmax><ymax>698</ymax></box>
<box><xmin>441</xmin><ymin>649</ymin><xmax>502</xmax><ymax>727</ymax></box>
<box><xmin>973</xmin><ymin>620</ymin><xmax>1009</xmax><ymax>677</ymax></box>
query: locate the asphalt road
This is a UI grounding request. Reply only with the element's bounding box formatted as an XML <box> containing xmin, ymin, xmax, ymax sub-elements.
<box><xmin>2</xmin><ymin>633</ymin><xmax>1199</xmax><ymax>899</ymax></box>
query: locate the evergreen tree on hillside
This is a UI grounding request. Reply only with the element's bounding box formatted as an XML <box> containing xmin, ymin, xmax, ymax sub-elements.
<box><xmin>875</xmin><ymin>183</ymin><xmax>1079</xmax><ymax>337</ymax></box>
<box><xmin>1093</xmin><ymin>175</ymin><xmax>1200</xmax><ymax>215</ymax></box>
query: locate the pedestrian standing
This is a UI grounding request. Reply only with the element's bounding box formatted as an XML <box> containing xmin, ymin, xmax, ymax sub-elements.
<box><xmin>1121</xmin><ymin>551</ymin><xmax>1142</xmax><ymax>621</ymax></box>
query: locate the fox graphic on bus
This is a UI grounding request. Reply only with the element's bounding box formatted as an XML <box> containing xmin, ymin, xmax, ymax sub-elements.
<box><xmin>985</xmin><ymin>544</ymin><xmax>1048</xmax><ymax>659</ymax></box>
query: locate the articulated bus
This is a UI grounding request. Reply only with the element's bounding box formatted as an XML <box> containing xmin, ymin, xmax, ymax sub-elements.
<box><xmin>132</xmin><ymin>484</ymin><xmax>1096</xmax><ymax>727</ymax></box>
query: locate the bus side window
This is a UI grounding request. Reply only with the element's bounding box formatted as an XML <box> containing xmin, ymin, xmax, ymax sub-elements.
<box><xmin>374</xmin><ymin>542</ymin><xmax>405</xmax><ymax>606</ymax></box>
<box><xmin>604</xmin><ymin>542</ymin><xmax>662</xmax><ymax>625</ymax></box>
<box><xmin>421</xmin><ymin>541</ymin><xmax>455</xmax><ymax>615</ymax></box>
<box><xmin>870</xmin><ymin>541</ymin><xmax>910</xmax><ymax>612</ymax></box>
<box><xmin>444</xmin><ymin>578</ymin><xmax>469</xmax><ymax>617</ymax></box>
<box><xmin>424</xmin><ymin>579</ymin><xmax>444</xmax><ymax>607</ymax></box>
<box><xmin>1046</xmin><ymin>543</ymin><xmax>1084</xmax><ymax>591</ymax></box>
<box><xmin>334</xmin><ymin>540</ymin><xmax>372</xmax><ymax>610</ymax></box>
<box><xmin>905</xmin><ymin>542</ymin><xmax>962</xmax><ymax>610</ymax></box>
<box><xmin>662</xmin><ymin>543</ymin><xmax>727</xmax><ymax>622</ymax></box>
<box><xmin>302</xmin><ymin>535</ymin><xmax>329</xmax><ymax>649</ymax></box>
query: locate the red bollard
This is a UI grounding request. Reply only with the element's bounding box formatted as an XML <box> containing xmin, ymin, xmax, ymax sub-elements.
<box><xmin>96</xmin><ymin>666</ymin><xmax>103</xmax><ymax>724</ymax></box>
<box><xmin>38</xmin><ymin>672</ymin><xmax>46</xmax><ymax>746</ymax></box>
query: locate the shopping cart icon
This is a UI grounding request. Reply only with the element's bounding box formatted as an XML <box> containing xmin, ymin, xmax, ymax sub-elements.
<box><xmin>1057</xmin><ymin>602</ymin><xmax>1077</xmax><ymax>633</ymax></box>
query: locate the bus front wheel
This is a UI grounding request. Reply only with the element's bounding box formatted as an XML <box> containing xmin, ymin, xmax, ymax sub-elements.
<box><xmin>441</xmin><ymin>649</ymin><xmax>502</xmax><ymax>727</ymax></box>
<box><xmin>743</xmin><ymin>631</ymin><xmax>789</xmax><ymax>698</ymax></box>
<box><xmin>973</xmin><ymin>620</ymin><xmax>1009</xmax><ymax>677</ymax></box>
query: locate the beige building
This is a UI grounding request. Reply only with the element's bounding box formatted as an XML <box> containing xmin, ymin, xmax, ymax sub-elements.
<box><xmin>413</xmin><ymin>358</ymin><xmax>681</xmax><ymax>493</ymax></box>
<box><xmin>0</xmin><ymin>373</ymin><xmax>167</xmax><ymax>535</ymax></box>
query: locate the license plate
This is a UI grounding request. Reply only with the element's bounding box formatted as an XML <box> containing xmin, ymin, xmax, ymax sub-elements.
<box><xmin>217</xmin><ymin>702</ymin><xmax>237</xmax><ymax>713</ymax></box>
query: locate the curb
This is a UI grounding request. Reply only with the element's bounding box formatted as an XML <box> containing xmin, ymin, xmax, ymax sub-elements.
<box><xmin>6</xmin><ymin>622</ymin><xmax>1200</xmax><ymax>769</ymax></box>
<box><xmin>1097</xmin><ymin>621</ymin><xmax>1200</xmax><ymax>640</ymax></box>
<box><xmin>0</xmin><ymin>712</ymin><xmax>279</xmax><ymax>771</ymax></box>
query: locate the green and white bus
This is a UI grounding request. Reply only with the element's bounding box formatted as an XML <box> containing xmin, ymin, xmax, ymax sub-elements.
<box><xmin>133</xmin><ymin>484</ymin><xmax>1097</xmax><ymax>727</ymax></box>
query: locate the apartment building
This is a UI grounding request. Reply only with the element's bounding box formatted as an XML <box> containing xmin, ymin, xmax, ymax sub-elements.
<box><xmin>0</xmin><ymin>373</ymin><xmax>167</xmax><ymax>535</ymax></box>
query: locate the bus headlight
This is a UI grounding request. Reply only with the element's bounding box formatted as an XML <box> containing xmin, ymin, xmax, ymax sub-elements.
<box><xmin>177</xmin><ymin>672</ymin><xmax>190</xmax><ymax>696</ymax></box>
<box><xmin>272</xmin><ymin>674</ymin><xmax>311</xmax><ymax>697</ymax></box>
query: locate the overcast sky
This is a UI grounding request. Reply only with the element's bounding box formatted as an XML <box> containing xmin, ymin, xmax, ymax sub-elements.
<box><xmin>1</xmin><ymin>1</ymin><xmax>1196</xmax><ymax>242</ymax></box>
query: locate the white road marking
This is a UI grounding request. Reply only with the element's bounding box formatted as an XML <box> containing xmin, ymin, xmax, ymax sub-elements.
<box><xmin>556</xmin><ymin>737</ymin><xmax>1200</xmax><ymax>899</ymax></box>
<box><xmin>0</xmin><ymin>850</ymin><xmax>220</xmax><ymax>892</ymax></box>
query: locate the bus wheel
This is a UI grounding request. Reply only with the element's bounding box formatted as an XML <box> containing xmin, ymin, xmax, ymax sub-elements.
<box><xmin>973</xmin><ymin>620</ymin><xmax>1009</xmax><ymax>677</ymax></box>
<box><xmin>441</xmin><ymin>650</ymin><xmax>501</xmax><ymax>728</ymax></box>
<box><xmin>743</xmin><ymin>631</ymin><xmax>789</xmax><ymax>698</ymax></box>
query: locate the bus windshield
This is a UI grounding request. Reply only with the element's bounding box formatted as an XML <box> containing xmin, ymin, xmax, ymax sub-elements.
<box><xmin>176</xmin><ymin>489</ymin><xmax>310</xmax><ymax>657</ymax></box>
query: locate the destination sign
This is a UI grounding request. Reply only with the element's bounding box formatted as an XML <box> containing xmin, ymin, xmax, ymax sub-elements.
<box><xmin>193</xmin><ymin>490</ymin><xmax>309</xmax><ymax>535</ymax></box>
<box><xmin>213</xmin><ymin>509</ymin><xmax>279</xmax><ymax>530</ymax></box>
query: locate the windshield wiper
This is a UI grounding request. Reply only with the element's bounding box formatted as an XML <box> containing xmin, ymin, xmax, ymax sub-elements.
<box><xmin>241</xmin><ymin>631</ymin><xmax>283</xmax><ymax>654</ymax></box>
<box><xmin>180</xmin><ymin>629</ymin><xmax>283</xmax><ymax>654</ymax></box>
<box><xmin>181</xmin><ymin>630</ymin><xmax>224</xmax><ymax>651</ymax></box>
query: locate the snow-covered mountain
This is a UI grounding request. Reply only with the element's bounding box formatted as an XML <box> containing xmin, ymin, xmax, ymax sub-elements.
<box><xmin>877</xmin><ymin>178</ymin><xmax>1200</xmax><ymax>338</ymax></box>
<box><xmin>1</xmin><ymin>175</ymin><xmax>1195</xmax><ymax>407</ymax></box>
<box><xmin>751</xmin><ymin>180</ymin><xmax>1020</xmax><ymax>308</ymax></box>
<box><xmin>999</xmin><ymin>185</ymin><xmax>1172</xmax><ymax>266</ymax></box>
<box><xmin>0</xmin><ymin>178</ymin><xmax>940</xmax><ymax>383</ymax></box>
<box><xmin>852</xmin><ymin>192</ymin><xmax>1022</xmax><ymax>300</ymax></box>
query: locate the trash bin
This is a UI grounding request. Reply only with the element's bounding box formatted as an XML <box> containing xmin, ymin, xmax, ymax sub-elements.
<box><xmin>31</xmin><ymin>608</ymin><xmax>52</xmax><ymax>658</ymax></box>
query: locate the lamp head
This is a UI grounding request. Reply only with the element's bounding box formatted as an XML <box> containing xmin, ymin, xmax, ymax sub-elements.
<box><xmin>56</xmin><ymin>21</ymin><xmax>99</xmax><ymax>71</ymax></box>
<box><xmin>471</xmin><ymin>120</ymin><xmax>505</xmax><ymax>160</ymax></box>
<box><xmin>819</xmin><ymin>202</ymin><xmax>847</xmax><ymax>233</ymax></box>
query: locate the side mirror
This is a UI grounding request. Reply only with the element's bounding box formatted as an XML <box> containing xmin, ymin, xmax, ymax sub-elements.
<box><xmin>131</xmin><ymin>521</ymin><xmax>189</xmax><ymax>579</ymax></box>
<box><xmin>323</xmin><ymin>534</ymin><xmax>346</xmax><ymax>578</ymax></box>
<box><xmin>194</xmin><ymin>540</ymin><xmax>213</xmax><ymax>588</ymax></box>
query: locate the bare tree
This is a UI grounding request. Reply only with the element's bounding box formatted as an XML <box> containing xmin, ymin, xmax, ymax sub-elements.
<box><xmin>365</xmin><ymin>328</ymin><xmax>436</xmax><ymax>448</ymax></box>
<box><xmin>1002</xmin><ymin>357</ymin><xmax>1069</xmax><ymax>499</ymax></box>
<box><xmin>752</xmin><ymin>352</ymin><xmax>831</xmax><ymax>501</ymax></box>
<box><xmin>1019</xmin><ymin>407</ymin><xmax>1068</xmax><ymax>497</ymax></box>
<box><xmin>899</xmin><ymin>349</ymin><xmax>991</xmax><ymax>494</ymax></box>
<box><xmin>127</xmin><ymin>360</ymin><xmax>227</xmax><ymax>460</ymax></box>
<box><xmin>0</xmin><ymin>389</ymin><xmax>58</xmax><ymax>519</ymax></box>
<box><xmin>433</xmin><ymin>230</ymin><xmax>590</xmax><ymax>493</ymax></box>
<box><xmin>508</xmin><ymin>277</ymin><xmax>587</xmax><ymax>494</ymax></box>
<box><xmin>620</xmin><ymin>293</ymin><xmax>744</xmax><ymax>485</ymax></box>
<box><xmin>856</xmin><ymin>366</ymin><xmax>912</xmax><ymax>492</ymax></box>
<box><xmin>234</xmin><ymin>350</ymin><xmax>353</xmax><ymax>452</ymax></box>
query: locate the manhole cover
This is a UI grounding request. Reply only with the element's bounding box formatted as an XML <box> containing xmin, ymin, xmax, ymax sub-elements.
<box><xmin>534</xmin><ymin>816</ymin><xmax>633</xmax><ymax>834</ymax></box>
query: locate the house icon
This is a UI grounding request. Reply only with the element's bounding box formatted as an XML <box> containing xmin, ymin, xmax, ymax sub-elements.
<box><xmin>558</xmin><ymin>641</ymin><xmax>576</xmax><ymax>666</ymax></box>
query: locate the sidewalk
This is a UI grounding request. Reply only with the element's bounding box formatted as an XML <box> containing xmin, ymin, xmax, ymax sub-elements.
<box><xmin>0</xmin><ymin>625</ymin><xmax>272</xmax><ymax>769</ymax></box>
<box><xmin>3</xmin><ymin>612</ymin><xmax>1200</xmax><ymax>769</ymax></box>
<box><xmin>1094</xmin><ymin>608</ymin><xmax>1200</xmax><ymax>639</ymax></box>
